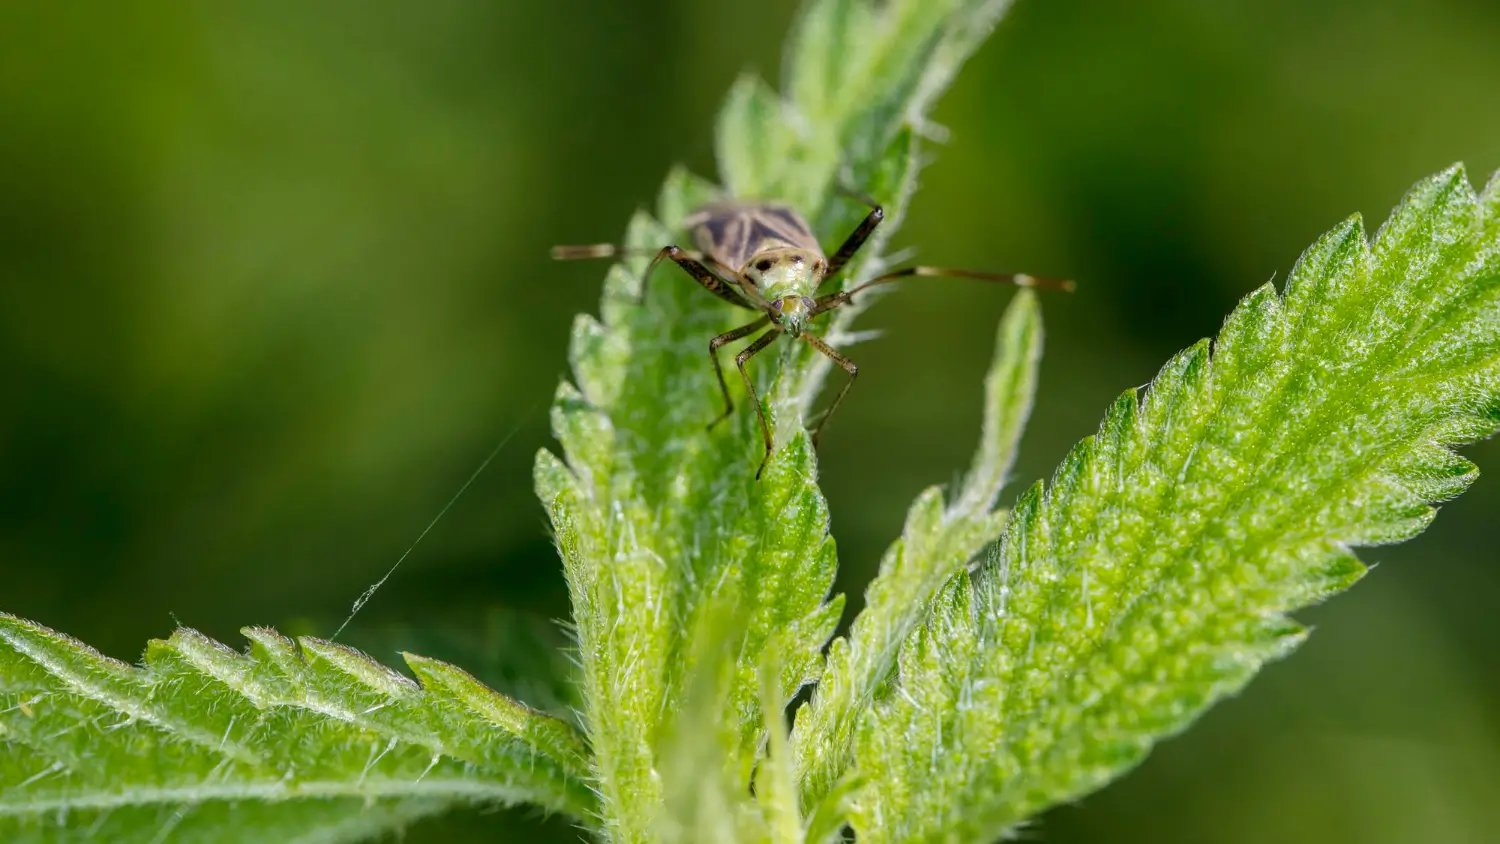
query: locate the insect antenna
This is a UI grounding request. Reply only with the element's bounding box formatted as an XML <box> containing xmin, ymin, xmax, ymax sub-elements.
<box><xmin>815</xmin><ymin>267</ymin><xmax>1074</xmax><ymax>314</ymax></box>
<box><xmin>551</xmin><ymin>244</ymin><xmax>663</xmax><ymax>261</ymax></box>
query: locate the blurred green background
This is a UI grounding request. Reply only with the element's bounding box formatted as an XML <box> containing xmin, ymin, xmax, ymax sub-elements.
<box><xmin>2</xmin><ymin>1</ymin><xmax>1497</xmax><ymax>841</ymax></box>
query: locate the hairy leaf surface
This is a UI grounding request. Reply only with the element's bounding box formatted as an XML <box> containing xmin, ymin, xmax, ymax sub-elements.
<box><xmin>535</xmin><ymin>1</ymin><xmax>1022</xmax><ymax>840</ymax></box>
<box><xmin>849</xmin><ymin>166</ymin><xmax>1500</xmax><ymax>843</ymax></box>
<box><xmin>0</xmin><ymin>616</ymin><xmax>593</xmax><ymax>843</ymax></box>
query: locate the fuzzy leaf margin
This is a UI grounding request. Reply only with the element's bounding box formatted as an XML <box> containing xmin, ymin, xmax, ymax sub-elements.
<box><xmin>535</xmin><ymin>0</ymin><xmax>1024</xmax><ymax>840</ymax></box>
<box><xmin>789</xmin><ymin>291</ymin><xmax>1040</xmax><ymax>810</ymax></box>
<box><xmin>848</xmin><ymin>165</ymin><xmax>1500</xmax><ymax>843</ymax></box>
<box><xmin>0</xmin><ymin>615</ymin><xmax>594</xmax><ymax>844</ymax></box>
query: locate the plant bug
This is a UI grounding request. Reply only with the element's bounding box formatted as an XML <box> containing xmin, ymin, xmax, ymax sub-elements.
<box><xmin>553</xmin><ymin>196</ymin><xmax>1072</xmax><ymax>479</ymax></box>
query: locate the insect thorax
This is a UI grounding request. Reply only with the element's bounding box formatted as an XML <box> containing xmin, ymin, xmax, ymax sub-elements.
<box><xmin>743</xmin><ymin>248</ymin><xmax>824</xmax><ymax>301</ymax></box>
<box><xmin>685</xmin><ymin>200</ymin><xmax>829</xmax><ymax>302</ymax></box>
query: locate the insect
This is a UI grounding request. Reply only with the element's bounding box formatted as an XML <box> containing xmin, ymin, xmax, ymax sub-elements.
<box><xmin>553</xmin><ymin>196</ymin><xmax>1071</xmax><ymax>479</ymax></box>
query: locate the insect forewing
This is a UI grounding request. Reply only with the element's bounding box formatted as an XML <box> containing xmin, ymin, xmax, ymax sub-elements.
<box><xmin>685</xmin><ymin>201</ymin><xmax>823</xmax><ymax>275</ymax></box>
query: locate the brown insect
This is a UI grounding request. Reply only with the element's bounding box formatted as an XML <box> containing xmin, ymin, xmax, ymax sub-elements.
<box><xmin>554</xmin><ymin>196</ymin><xmax>1071</xmax><ymax>479</ymax></box>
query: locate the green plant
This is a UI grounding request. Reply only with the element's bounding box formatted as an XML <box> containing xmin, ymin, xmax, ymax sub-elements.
<box><xmin>3</xmin><ymin>1</ymin><xmax>1498</xmax><ymax>842</ymax></box>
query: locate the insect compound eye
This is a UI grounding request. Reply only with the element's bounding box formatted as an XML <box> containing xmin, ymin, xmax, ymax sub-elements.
<box><xmin>754</xmin><ymin>259</ymin><xmax>774</xmax><ymax>273</ymax></box>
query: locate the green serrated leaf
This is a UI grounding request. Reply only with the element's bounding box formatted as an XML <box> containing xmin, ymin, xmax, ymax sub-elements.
<box><xmin>19</xmin><ymin>5</ymin><xmax>1492</xmax><ymax>844</ymax></box>
<box><xmin>718</xmin><ymin>74</ymin><xmax>795</xmax><ymax>201</ymax></box>
<box><xmin>789</xmin><ymin>290</ymin><xmax>1038</xmax><ymax>810</ymax></box>
<box><xmin>848</xmin><ymin>165</ymin><xmax>1500</xmax><ymax>843</ymax></box>
<box><xmin>0</xmin><ymin>615</ymin><xmax>595</xmax><ymax>843</ymax></box>
<box><xmin>330</xmin><ymin>608</ymin><xmax>584</xmax><ymax>725</ymax></box>
<box><xmin>536</xmin><ymin>2</ymin><xmax>1020</xmax><ymax>840</ymax></box>
<box><xmin>955</xmin><ymin>290</ymin><xmax>1042</xmax><ymax>518</ymax></box>
<box><xmin>752</xmin><ymin>649</ymin><xmax>802</xmax><ymax>844</ymax></box>
<box><xmin>785</xmin><ymin>0</ymin><xmax>876</xmax><ymax>127</ymax></box>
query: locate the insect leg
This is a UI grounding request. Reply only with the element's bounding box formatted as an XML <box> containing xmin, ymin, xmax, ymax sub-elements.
<box><xmin>813</xmin><ymin>266</ymin><xmax>1074</xmax><ymax>315</ymax></box>
<box><xmin>824</xmin><ymin>203</ymin><xmax>885</xmax><ymax>280</ymax></box>
<box><xmin>643</xmin><ymin>246</ymin><xmax>756</xmax><ymax>309</ymax></box>
<box><xmin>707</xmin><ymin>315</ymin><xmax>771</xmax><ymax>430</ymax></box>
<box><xmin>734</xmin><ymin>329</ymin><xmax>782</xmax><ymax>480</ymax></box>
<box><xmin>800</xmin><ymin>333</ymin><xmax>858</xmax><ymax>447</ymax></box>
<box><xmin>552</xmin><ymin>244</ymin><xmax>749</xmax><ymax>305</ymax></box>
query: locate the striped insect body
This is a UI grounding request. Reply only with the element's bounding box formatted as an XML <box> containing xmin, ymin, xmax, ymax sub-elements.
<box><xmin>686</xmin><ymin>201</ymin><xmax>827</xmax><ymax>336</ymax></box>
<box><xmin>554</xmin><ymin>194</ymin><xmax>1071</xmax><ymax>479</ymax></box>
